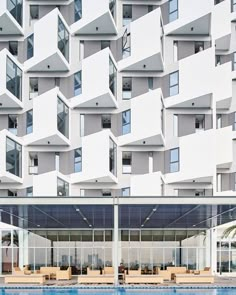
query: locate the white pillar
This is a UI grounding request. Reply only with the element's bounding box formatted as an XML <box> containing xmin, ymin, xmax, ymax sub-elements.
<box><xmin>113</xmin><ymin>203</ymin><xmax>119</xmax><ymax>285</ymax></box>
<box><xmin>206</xmin><ymin>228</ymin><xmax>217</xmax><ymax>274</ymax></box>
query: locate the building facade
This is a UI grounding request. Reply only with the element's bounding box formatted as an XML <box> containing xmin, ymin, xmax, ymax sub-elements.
<box><xmin>0</xmin><ymin>0</ymin><xmax>235</xmax><ymax>280</ymax></box>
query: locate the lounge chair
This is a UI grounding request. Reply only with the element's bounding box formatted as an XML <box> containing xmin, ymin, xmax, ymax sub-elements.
<box><xmin>156</xmin><ymin>267</ymin><xmax>171</xmax><ymax>281</ymax></box>
<box><xmin>13</xmin><ymin>266</ymin><xmax>31</xmax><ymax>275</ymax></box>
<box><xmin>37</xmin><ymin>266</ymin><xmax>60</xmax><ymax>279</ymax></box>
<box><xmin>167</xmin><ymin>266</ymin><xmax>187</xmax><ymax>280</ymax></box>
<box><xmin>78</xmin><ymin>267</ymin><xmax>114</xmax><ymax>284</ymax></box>
<box><xmin>175</xmin><ymin>274</ymin><xmax>214</xmax><ymax>284</ymax></box>
<box><xmin>5</xmin><ymin>274</ymin><xmax>46</xmax><ymax>285</ymax></box>
<box><xmin>56</xmin><ymin>267</ymin><xmax>72</xmax><ymax>280</ymax></box>
<box><xmin>125</xmin><ymin>274</ymin><xmax>163</xmax><ymax>284</ymax></box>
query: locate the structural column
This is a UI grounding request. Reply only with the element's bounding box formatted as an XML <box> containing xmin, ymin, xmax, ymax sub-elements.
<box><xmin>113</xmin><ymin>201</ymin><xmax>119</xmax><ymax>285</ymax></box>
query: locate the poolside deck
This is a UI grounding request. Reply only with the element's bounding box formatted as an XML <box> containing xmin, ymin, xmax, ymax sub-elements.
<box><xmin>0</xmin><ymin>275</ymin><xmax>236</xmax><ymax>288</ymax></box>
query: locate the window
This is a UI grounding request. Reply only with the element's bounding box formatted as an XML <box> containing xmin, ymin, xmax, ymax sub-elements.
<box><xmin>29</xmin><ymin>153</ymin><xmax>38</xmax><ymax>175</ymax></box>
<box><xmin>148</xmin><ymin>77</ymin><xmax>154</xmax><ymax>91</ymax></box>
<box><xmin>123</xmin><ymin>5</ymin><xmax>132</xmax><ymax>26</ymax></box>
<box><xmin>195</xmin><ymin>41</ymin><xmax>204</xmax><ymax>54</ymax></box>
<box><xmin>148</xmin><ymin>5</ymin><xmax>153</xmax><ymax>12</ymax></box>
<box><xmin>102</xmin><ymin>114</ymin><xmax>111</xmax><ymax>129</ymax></box>
<box><xmin>101</xmin><ymin>41</ymin><xmax>110</xmax><ymax>50</ymax></box>
<box><xmin>29</xmin><ymin>78</ymin><xmax>38</xmax><ymax>99</ymax></box>
<box><xmin>122</xmin><ymin>109</ymin><xmax>131</xmax><ymax>135</ymax></box>
<box><xmin>8</xmin><ymin>190</ymin><xmax>17</xmax><ymax>197</ymax></box>
<box><xmin>8</xmin><ymin>115</ymin><xmax>18</xmax><ymax>135</ymax></box>
<box><xmin>26</xmin><ymin>110</ymin><xmax>33</xmax><ymax>134</ymax></box>
<box><xmin>7</xmin><ymin>0</ymin><xmax>22</xmax><ymax>26</ymax></box>
<box><xmin>233</xmin><ymin>52</ymin><xmax>236</xmax><ymax>71</ymax></box>
<box><xmin>58</xmin><ymin>17</ymin><xmax>69</xmax><ymax>62</ymax></box>
<box><xmin>109</xmin><ymin>0</ymin><xmax>116</xmax><ymax>19</ymax></box>
<box><xmin>169</xmin><ymin>71</ymin><xmax>179</xmax><ymax>96</ymax></box>
<box><xmin>6</xmin><ymin>56</ymin><xmax>22</xmax><ymax>101</ymax></box>
<box><xmin>74</xmin><ymin>148</ymin><xmax>82</xmax><ymax>173</ymax></box>
<box><xmin>122</xmin><ymin>29</ymin><xmax>131</xmax><ymax>58</ymax></box>
<box><xmin>80</xmin><ymin>114</ymin><xmax>85</xmax><ymax>137</ymax></box>
<box><xmin>169</xmin><ymin>0</ymin><xmax>178</xmax><ymax>22</ymax></box>
<box><xmin>217</xmin><ymin>173</ymin><xmax>222</xmax><ymax>192</ymax></box>
<box><xmin>122</xmin><ymin>187</ymin><xmax>130</xmax><ymax>197</ymax></box>
<box><xmin>27</xmin><ymin>34</ymin><xmax>34</xmax><ymax>60</ymax></box>
<box><xmin>122</xmin><ymin>77</ymin><xmax>132</xmax><ymax>100</ymax></box>
<box><xmin>6</xmin><ymin>137</ymin><xmax>22</xmax><ymax>177</ymax></box>
<box><xmin>195</xmin><ymin>190</ymin><xmax>205</xmax><ymax>196</ymax></box>
<box><xmin>234</xmin><ymin>113</ymin><xmax>236</xmax><ymax>131</ymax></box>
<box><xmin>173</xmin><ymin>114</ymin><xmax>178</xmax><ymax>137</ymax></box>
<box><xmin>57</xmin><ymin>178</ymin><xmax>69</xmax><ymax>196</ymax></box>
<box><xmin>109</xmin><ymin>138</ymin><xmax>117</xmax><ymax>177</ymax></box>
<box><xmin>216</xmin><ymin>55</ymin><xmax>221</xmax><ymax>66</ymax></box>
<box><xmin>26</xmin><ymin>187</ymin><xmax>33</xmax><ymax>197</ymax></box>
<box><xmin>195</xmin><ymin>115</ymin><xmax>205</xmax><ymax>132</ymax></box>
<box><xmin>170</xmin><ymin>148</ymin><xmax>179</xmax><ymax>173</ymax></box>
<box><xmin>9</xmin><ymin>41</ymin><xmax>18</xmax><ymax>56</ymax></box>
<box><xmin>75</xmin><ymin>0</ymin><xmax>82</xmax><ymax>22</ymax></box>
<box><xmin>74</xmin><ymin>71</ymin><xmax>82</xmax><ymax>96</ymax></box>
<box><xmin>173</xmin><ymin>41</ymin><xmax>178</xmax><ymax>62</ymax></box>
<box><xmin>57</xmin><ymin>97</ymin><xmax>69</xmax><ymax>138</ymax></box>
<box><xmin>122</xmin><ymin>152</ymin><xmax>132</xmax><ymax>174</ymax></box>
<box><xmin>217</xmin><ymin>114</ymin><xmax>222</xmax><ymax>129</ymax></box>
<box><xmin>55</xmin><ymin>152</ymin><xmax>60</xmax><ymax>171</ymax></box>
<box><xmin>102</xmin><ymin>190</ymin><xmax>111</xmax><ymax>197</ymax></box>
<box><xmin>233</xmin><ymin>0</ymin><xmax>236</xmax><ymax>11</ymax></box>
<box><xmin>30</xmin><ymin>5</ymin><xmax>39</xmax><ymax>21</ymax></box>
<box><xmin>109</xmin><ymin>57</ymin><xmax>117</xmax><ymax>98</ymax></box>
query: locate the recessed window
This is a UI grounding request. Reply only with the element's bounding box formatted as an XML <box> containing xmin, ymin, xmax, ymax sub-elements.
<box><xmin>170</xmin><ymin>148</ymin><xmax>179</xmax><ymax>173</ymax></box>
<box><xmin>148</xmin><ymin>5</ymin><xmax>153</xmax><ymax>12</ymax></box>
<box><xmin>109</xmin><ymin>57</ymin><xmax>117</xmax><ymax>98</ymax></box>
<box><xmin>122</xmin><ymin>77</ymin><xmax>132</xmax><ymax>100</ymax></box>
<box><xmin>195</xmin><ymin>41</ymin><xmax>204</xmax><ymax>54</ymax></box>
<box><xmin>102</xmin><ymin>114</ymin><xmax>111</xmax><ymax>129</ymax></box>
<box><xmin>122</xmin><ymin>187</ymin><xmax>130</xmax><ymax>197</ymax></box>
<box><xmin>7</xmin><ymin>0</ymin><xmax>22</xmax><ymax>26</ymax></box>
<box><xmin>101</xmin><ymin>41</ymin><xmax>110</xmax><ymax>50</ymax></box>
<box><xmin>26</xmin><ymin>110</ymin><xmax>33</xmax><ymax>134</ymax></box>
<box><xmin>57</xmin><ymin>97</ymin><xmax>69</xmax><ymax>138</ymax></box>
<box><xmin>109</xmin><ymin>0</ymin><xmax>116</xmax><ymax>19</ymax></box>
<box><xmin>109</xmin><ymin>138</ymin><xmax>117</xmax><ymax>177</ymax></box>
<box><xmin>27</xmin><ymin>34</ymin><xmax>34</xmax><ymax>60</ymax></box>
<box><xmin>102</xmin><ymin>190</ymin><xmax>111</xmax><ymax>197</ymax></box>
<box><xmin>217</xmin><ymin>114</ymin><xmax>222</xmax><ymax>129</ymax></box>
<box><xmin>148</xmin><ymin>77</ymin><xmax>154</xmax><ymax>91</ymax></box>
<box><xmin>57</xmin><ymin>178</ymin><xmax>69</xmax><ymax>197</ymax></box>
<box><xmin>195</xmin><ymin>190</ymin><xmax>205</xmax><ymax>196</ymax></box>
<box><xmin>29</xmin><ymin>153</ymin><xmax>38</xmax><ymax>175</ymax></box>
<box><xmin>8</xmin><ymin>115</ymin><xmax>18</xmax><ymax>136</ymax></box>
<box><xmin>75</xmin><ymin>0</ymin><xmax>82</xmax><ymax>22</ymax></box>
<box><xmin>123</xmin><ymin>5</ymin><xmax>132</xmax><ymax>26</ymax></box>
<box><xmin>122</xmin><ymin>29</ymin><xmax>131</xmax><ymax>59</ymax></box>
<box><xmin>122</xmin><ymin>152</ymin><xmax>132</xmax><ymax>174</ymax></box>
<box><xmin>6</xmin><ymin>56</ymin><xmax>22</xmax><ymax>101</ymax></box>
<box><xmin>30</xmin><ymin>5</ymin><xmax>39</xmax><ymax>21</ymax></box>
<box><xmin>195</xmin><ymin>115</ymin><xmax>205</xmax><ymax>132</ymax></box>
<box><xmin>74</xmin><ymin>71</ymin><xmax>82</xmax><ymax>96</ymax></box>
<box><xmin>215</xmin><ymin>55</ymin><xmax>221</xmax><ymax>66</ymax></box>
<box><xmin>26</xmin><ymin>187</ymin><xmax>33</xmax><ymax>197</ymax></box>
<box><xmin>74</xmin><ymin>148</ymin><xmax>82</xmax><ymax>173</ymax></box>
<box><xmin>29</xmin><ymin>78</ymin><xmax>38</xmax><ymax>100</ymax></box>
<box><xmin>169</xmin><ymin>0</ymin><xmax>178</xmax><ymax>22</ymax></box>
<box><xmin>6</xmin><ymin>137</ymin><xmax>22</xmax><ymax>177</ymax></box>
<box><xmin>9</xmin><ymin>41</ymin><xmax>18</xmax><ymax>56</ymax></box>
<box><xmin>55</xmin><ymin>152</ymin><xmax>60</xmax><ymax>171</ymax></box>
<box><xmin>217</xmin><ymin>173</ymin><xmax>222</xmax><ymax>192</ymax></box>
<box><xmin>234</xmin><ymin>113</ymin><xmax>236</xmax><ymax>131</ymax></box>
<box><xmin>58</xmin><ymin>17</ymin><xmax>69</xmax><ymax>62</ymax></box>
<box><xmin>233</xmin><ymin>52</ymin><xmax>236</xmax><ymax>71</ymax></box>
<box><xmin>122</xmin><ymin>109</ymin><xmax>131</xmax><ymax>135</ymax></box>
<box><xmin>169</xmin><ymin>71</ymin><xmax>179</xmax><ymax>97</ymax></box>
<box><xmin>233</xmin><ymin>0</ymin><xmax>236</xmax><ymax>11</ymax></box>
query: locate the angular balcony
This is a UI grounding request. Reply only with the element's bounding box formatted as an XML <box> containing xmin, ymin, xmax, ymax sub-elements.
<box><xmin>118</xmin><ymin>88</ymin><xmax>165</xmax><ymax>146</ymax></box>
<box><xmin>131</xmin><ymin>171</ymin><xmax>164</xmax><ymax>196</ymax></box>
<box><xmin>25</xmin><ymin>87</ymin><xmax>70</xmax><ymax>146</ymax></box>
<box><xmin>70</xmin><ymin>48</ymin><xmax>118</xmax><ymax>108</ymax></box>
<box><xmin>0</xmin><ymin>130</ymin><xmax>23</xmax><ymax>184</ymax></box>
<box><xmin>118</xmin><ymin>8</ymin><xmax>164</xmax><ymax>72</ymax></box>
<box><xmin>165</xmin><ymin>0</ymin><xmax>211</xmax><ymax>36</ymax></box>
<box><xmin>165</xmin><ymin>48</ymin><xmax>214</xmax><ymax>109</ymax></box>
<box><xmin>25</xmin><ymin>9</ymin><xmax>70</xmax><ymax>72</ymax></box>
<box><xmin>71</xmin><ymin>130</ymin><xmax>118</xmax><ymax>184</ymax></box>
<box><xmin>165</xmin><ymin>127</ymin><xmax>232</xmax><ymax>184</ymax></box>
<box><xmin>0</xmin><ymin>0</ymin><xmax>23</xmax><ymax>35</ymax></box>
<box><xmin>71</xmin><ymin>0</ymin><xmax>117</xmax><ymax>35</ymax></box>
<box><xmin>33</xmin><ymin>171</ymin><xmax>70</xmax><ymax>197</ymax></box>
<box><xmin>0</xmin><ymin>49</ymin><xmax>23</xmax><ymax>109</ymax></box>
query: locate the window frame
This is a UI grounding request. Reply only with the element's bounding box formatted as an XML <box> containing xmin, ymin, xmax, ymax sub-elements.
<box><xmin>74</xmin><ymin>147</ymin><xmax>82</xmax><ymax>173</ymax></box>
<box><xmin>26</xmin><ymin>109</ymin><xmax>33</xmax><ymax>134</ymax></box>
<box><xmin>169</xmin><ymin>0</ymin><xmax>178</xmax><ymax>23</ymax></box>
<box><xmin>170</xmin><ymin>148</ymin><xmax>179</xmax><ymax>173</ymax></box>
<box><xmin>27</xmin><ymin>34</ymin><xmax>34</xmax><ymax>60</ymax></box>
<box><xmin>122</xmin><ymin>109</ymin><xmax>131</xmax><ymax>135</ymax></box>
<box><xmin>169</xmin><ymin>71</ymin><xmax>179</xmax><ymax>97</ymax></box>
<box><xmin>74</xmin><ymin>71</ymin><xmax>82</xmax><ymax>96</ymax></box>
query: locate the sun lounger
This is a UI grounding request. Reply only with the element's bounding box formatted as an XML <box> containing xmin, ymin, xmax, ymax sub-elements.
<box><xmin>175</xmin><ymin>274</ymin><xmax>214</xmax><ymax>284</ymax></box>
<box><xmin>5</xmin><ymin>274</ymin><xmax>46</xmax><ymax>285</ymax></box>
<box><xmin>125</xmin><ymin>275</ymin><xmax>164</xmax><ymax>284</ymax></box>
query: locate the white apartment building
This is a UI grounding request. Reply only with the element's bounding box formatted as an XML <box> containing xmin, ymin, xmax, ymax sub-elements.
<box><xmin>0</xmin><ymin>0</ymin><xmax>235</xmax><ymax>281</ymax></box>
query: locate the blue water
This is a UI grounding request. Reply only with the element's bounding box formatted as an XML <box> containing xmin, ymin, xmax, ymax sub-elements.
<box><xmin>0</xmin><ymin>289</ymin><xmax>236</xmax><ymax>295</ymax></box>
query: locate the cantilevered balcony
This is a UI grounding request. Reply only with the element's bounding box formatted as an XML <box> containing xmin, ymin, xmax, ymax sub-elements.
<box><xmin>25</xmin><ymin>9</ymin><xmax>70</xmax><ymax>72</ymax></box>
<box><xmin>0</xmin><ymin>130</ymin><xmax>23</xmax><ymax>184</ymax></box>
<box><xmin>0</xmin><ymin>49</ymin><xmax>23</xmax><ymax>109</ymax></box>
<box><xmin>119</xmin><ymin>8</ymin><xmax>164</xmax><ymax>72</ymax></box>
<box><xmin>165</xmin><ymin>48</ymin><xmax>214</xmax><ymax>109</ymax></box>
<box><xmin>118</xmin><ymin>88</ymin><xmax>164</xmax><ymax>146</ymax></box>
<box><xmin>131</xmin><ymin>172</ymin><xmax>164</xmax><ymax>196</ymax></box>
<box><xmin>165</xmin><ymin>0</ymin><xmax>211</xmax><ymax>36</ymax></box>
<box><xmin>71</xmin><ymin>130</ymin><xmax>118</xmax><ymax>184</ymax></box>
<box><xmin>25</xmin><ymin>87</ymin><xmax>70</xmax><ymax>146</ymax></box>
<box><xmin>165</xmin><ymin>127</ymin><xmax>232</xmax><ymax>185</ymax></box>
<box><xmin>70</xmin><ymin>48</ymin><xmax>118</xmax><ymax>108</ymax></box>
<box><xmin>0</xmin><ymin>0</ymin><xmax>23</xmax><ymax>35</ymax></box>
<box><xmin>71</xmin><ymin>0</ymin><xmax>117</xmax><ymax>35</ymax></box>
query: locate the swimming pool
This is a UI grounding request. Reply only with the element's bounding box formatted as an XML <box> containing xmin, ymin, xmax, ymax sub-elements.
<box><xmin>0</xmin><ymin>289</ymin><xmax>236</xmax><ymax>295</ymax></box>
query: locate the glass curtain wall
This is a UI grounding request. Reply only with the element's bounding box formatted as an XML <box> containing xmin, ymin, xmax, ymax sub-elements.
<box><xmin>58</xmin><ymin>17</ymin><xmax>69</xmax><ymax>62</ymax></box>
<box><xmin>7</xmin><ymin>0</ymin><xmax>23</xmax><ymax>26</ymax></box>
<box><xmin>6</xmin><ymin>137</ymin><xmax>22</xmax><ymax>177</ymax></box>
<box><xmin>109</xmin><ymin>57</ymin><xmax>117</xmax><ymax>98</ymax></box>
<box><xmin>6</xmin><ymin>56</ymin><xmax>22</xmax><ymax>101</ymax></box>
<box><xmin>57</xmin><ymin>97</ymin><xmax>69</xmax><ymax>138</ymax></box>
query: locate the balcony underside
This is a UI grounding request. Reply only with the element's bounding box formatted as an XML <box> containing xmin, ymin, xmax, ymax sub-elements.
<box><xmin>71</xmin><ymin>173</ymin><xmax>117</xmax><ymax>184</ymax></box>
<box><xmin>0</xmin><ymin>172</ymin><xmax>22</xmax><ymax>184</ymax></box>
<box><xmin>25</xmin><ymin>52</ymin><xmax>69</xmax><ymax>72</ymax></box>
<box><xmin>168</xmin><ymin>175</ymin><xmax>213</xmax><ymax>184</ymax></box>
<box><xmin>215</xmin><ymin>34</ymin><xmax>231</xmax><ymax>51</ymax></box>
<box><xmin>0</xmin><ymin>12</ymin><xmax>23</xmax><ymax>35</ymax></box>
<box><xmin>119</xmin><ymin>133</ymin><xmax>164</xmax><ymax>146</ymax></box>
<box><xmin>71</xmin><ymin>92</ymin><xmax>118</xmax><ymax>109</ymax></box>
<box><xmin>72</xmin><ymin>11</ymin><xmax>117</xmax><ymax>35</ymax></box>
<box><xmin>0</xmin><ymin>92</ymin><xmax>23</xmax><ymax>109</ymax></box>
<box><xmin>27</xmin><ymin>133</ymin><xmax>70</xmax><ymax>146</ymax></box>
<box><xmin>216</xmin><ymin>97</ymin><xmax>232</xmax><ymax>110</ymax></box>
<box><xmin>165</xmin><ymin>93</ymin><xmax>212</xmax><ymax>109</ymax></box>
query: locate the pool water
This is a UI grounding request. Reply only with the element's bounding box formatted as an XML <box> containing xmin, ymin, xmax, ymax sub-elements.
<box><xmin>0</xmin><ymin>289</ymin><xmax>236</xmax><ymax>295</ymax></box>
